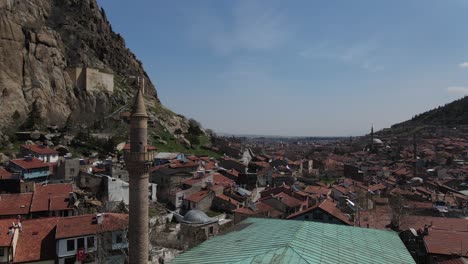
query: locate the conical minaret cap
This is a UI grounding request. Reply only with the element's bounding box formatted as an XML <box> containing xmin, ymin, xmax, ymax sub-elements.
<box><xmin>131</xmin><ymin>86</ymin><xmax>148</xmax><ymax>117</ymax></box>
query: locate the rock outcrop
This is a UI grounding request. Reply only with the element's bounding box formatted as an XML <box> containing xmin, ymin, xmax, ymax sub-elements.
<box><xmin>0</xmin><ymin>0</ymin><xmax>189</xmax><ymax>135</ymax></box>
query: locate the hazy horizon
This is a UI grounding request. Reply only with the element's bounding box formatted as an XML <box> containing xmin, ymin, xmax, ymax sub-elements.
<box><xmin>98</xmin><ymin>0</ymin><xmax>468</xmax><ymax>136</ymax></box>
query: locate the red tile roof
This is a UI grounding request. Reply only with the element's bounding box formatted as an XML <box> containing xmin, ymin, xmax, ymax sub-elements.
<box><xmin>14</xmin><ymin>217</ymin><xmax>58</xmax><ymax>263</ymax></box>
<box><xmin>216</xmin><ymin>194</ymin><xmax>240</xmax><ymax>206</ymax></box>
<box><xmin>0</xmin><ymin>168</ymin><xmax>13</xmax><ymax>179</ymax></box>
<box><xmin>287</xmin><ymin>199</ymin><xmax>352</xmax><ymax>225</ymax></box>
<box><xmin>304</xmin><ymin>185</ymin><xmax>330</xmax><ymax>196</ymax></box>
<box><xmin>10</xmin><ymin>158</ymin><xmax>49</xmax><ymax>170</ymax></box>
<box><xmin>21</xmin><ymin>144</ymin><xmax>59</xmax><ymax>155</ymax></box>
<box><xmin>55</xmin><ymin>213</ymin><xmax>128</xmax><ymax>239</ymax></box>
<box><xmin>185</xmin><ymin>190</ymin><xmax>211</xmax><ymax>203</ymax></box>
<box><xmin>30</xmin><ymin>183</ymin><xmax>73</xmax><ymax>213</ymax></box>
<box><xmin>424</xmin><ymin>230</ymin><xmax>468</xmax><ymax>256</ymax></box>
<box><xmin>274</xmin><ymin>192</ymin><xmax>302</xmax><ymax>208</ymax></box>
<box><xmin>401</xmin><ymin>216</ymin><xmax>468</xmax><ymax>232</ymax></box>
<box><xmin>0</xmin><ymin>219</ymin><xmax>15</xmax><ymax>246</ymax></box>
<box><xmin>213</xmin><ymin>173</ymin><xmax>235</xmax><ymax>187</ymax></box>
<box><xmin>0</xmin><ymin>193</ymin><xmax>33</xmax><ymax>216</ymax></box>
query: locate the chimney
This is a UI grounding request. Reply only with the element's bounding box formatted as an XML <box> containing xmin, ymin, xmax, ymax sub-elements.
<box><xmin>96</xmin><ymin>213</ymin><xmax>104</xmax><ymax>224</ymax></box>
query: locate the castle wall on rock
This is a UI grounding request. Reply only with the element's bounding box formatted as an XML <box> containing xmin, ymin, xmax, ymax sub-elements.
<box><xmin>66</xmin><ymin>67</ymin><xmax>114</xmax><ymax>93</ymax></box>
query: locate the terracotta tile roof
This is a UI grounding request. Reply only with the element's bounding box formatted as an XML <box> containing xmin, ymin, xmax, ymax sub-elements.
<box><xmin>318</xmin><ymin>199</ymin><xmax>352</xmax><ymax>225</ymax></box>
<box><xmin>0</xmin><ymin>168</ymin><xmax>13</xmax><ymax>179</ymax></box>
<box><xmin>10</xmin><ymin>158</ymin><xmax>49</xmax><ymax>170</ymax></box>
<box><xmin>287</xmin><ymin>199</ymin><xmax>352</xmax><ymax>225</ymax></box>
<box><xmin>21</xmin><ymin>144</ymin><xmax>59</xmax><ymax>155</ymax></box>
<box><xmin>233</xmin><ymin>202</ymin><xmax>280</xmax><ymax>216</ymax></box>
<box><xmin>185</xmin><ymin>190</ymin><xmax>211</xmax><ymax>203</ymax></box>
<box><xmin>55</xmin><ymin>213</ymin><xmax>128</xmax><ymax>239</ymax></box>
<box><xmin>224</xmin><ymin>169</ymin><xmax>240</xmax><ymax>178</ymax></box>
<box><xmin>0</xmin><ymin>193</ymin><xmax>33</xmax><ymax>216</ymax></box>
<box><xmin>424</xmin><ymin>230</ymin><xmax>468</xmax><ymax>256</ymax></box>
<box><xmin>274</xmin><ymin>192</ymin><xmax>302</xmax><ymax>208</ymax></box>
<box><xmin>14</xmin><ymin>217</ymin><xmax>58</xmax><ymax>263</ymax></box>
<box><xmin>30</xmin><ymin>183</ymin><xmax>73</xmax><ymax>212</ymax></box>
<box><xmin>213</xmin><ymin>173</ymin><xmax>235</xmax><ymax>186</ymax></box>
<box><xmin>401</xmin><ymin>216</ymin><xmax>468</xmax><ymax>232</ymax></box>
<box><xmin>436</xmin><ymin>258</ymin><xmax>468</xmax><ymax>264</ymax></box>
<box><xmin>0</xmin><ymin>218</ymin><xmax>15</xmax><ymax>246</ymax></box>
<box><xmin>304</xmin><ymin>185</ymin><xmax>330</xmax><ymax>196</ymax></box>
<box><xmin>216</xmin><ymin>194</ymin><xmax>240</xmax><ymax>206</ymax></box>
<box><xmin>169</xmin><ymin>160</ymin><xmax>198</xmax><ymax>169</ymax></box>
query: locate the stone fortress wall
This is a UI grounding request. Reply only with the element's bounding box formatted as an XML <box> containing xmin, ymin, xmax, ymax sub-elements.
<box><xmin>66</xmin><ymin>67</ymin><xmax>114</xmax><ymax>93</ymax></box>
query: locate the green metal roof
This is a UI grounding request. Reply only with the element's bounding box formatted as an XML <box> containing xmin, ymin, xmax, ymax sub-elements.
<box><xmin>170</xmin><ymin>218</ymin><xmax>415</xmax><ymax>264</ymax></box>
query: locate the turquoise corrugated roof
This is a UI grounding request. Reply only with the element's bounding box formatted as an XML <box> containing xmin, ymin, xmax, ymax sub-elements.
<box><xmin>170</xmin><ymin>218</ymin><xmax>415</xmax><ymax>264</ymax></box>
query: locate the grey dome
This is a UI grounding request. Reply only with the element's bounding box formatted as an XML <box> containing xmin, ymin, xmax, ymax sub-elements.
<box><xmin>373</xmin><ymin>138</ymin><xmax>383</xmax><ymax>145</ymax></box>
<box><xmin>182</xmin><ymin>210</ymin><xmax>212</xmax><ymax>224</ymax></box>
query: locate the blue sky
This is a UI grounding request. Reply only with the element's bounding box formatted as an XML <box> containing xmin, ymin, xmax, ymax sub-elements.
<box><xmin>98</xmin><ymin>0</ymin><xmax>468</xmax><ymax>136</ymax></box>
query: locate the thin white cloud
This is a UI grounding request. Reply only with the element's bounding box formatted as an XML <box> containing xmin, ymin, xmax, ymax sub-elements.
<box><xmin>299</xmin><ymin>39</ymin><xmax>383</xmax><ymax>72</ymax></box>
<box><xmin>459</xmin><ymin>62</ymin><xmax>468</xmax><ymax>68</ymax></box>
<box><xmin>187</xmin><ymin>1</ymin><xmax>288</xmax><ymax>55</ymax></box>
<box><xmin>447</xmin><ymin>86</ymin><xmax>468</xmax><ymax>94</ymax></box>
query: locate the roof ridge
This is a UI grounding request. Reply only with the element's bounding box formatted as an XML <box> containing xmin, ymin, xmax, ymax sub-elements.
<box><xmin>287</xmin><ymin>245</ymin><xmax>312</xmax><ymax>264</ymax></box>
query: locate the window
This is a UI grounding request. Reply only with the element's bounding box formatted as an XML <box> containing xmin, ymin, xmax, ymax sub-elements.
<box><xmin>304</xmin><ymin>215</ymin><xmax>310</xmax><ymax>220</ymax></box>
<box><xmin>209</xmin><ymin>226</ymin><xmax>214</xmax><ymax>235</ymax></box>
<box><xmin>70</xmin><ymin>168</ymin><xmax>75</xmax><ymax>174</ymax></box>
<box><xmin>87</xmin><ymin>236</ymin><xmax>95</xmax><ymax>248</ymax></box>
<box><xmin>77</xmin><ymin>238</ymin><xmax>85</xmax><ymax>249</ymax></box>
<box><xmin>85</xmin><ymin>178</ymin><xmax>90</xmax><ymax>184</ymax></box>
<box><xmin>115</xmin><ymin>232</ymin><xmax>124</xmax><ymax>244</ymax></box>
<box><xmin>0</xmin><ymin>247</ymin><xmax>4</xmax><ymax>256</ymax></box>
<box><xmin>67</xmin><ymin>239</ymin><xmax>75</xmax><ymax>251</ymax></box>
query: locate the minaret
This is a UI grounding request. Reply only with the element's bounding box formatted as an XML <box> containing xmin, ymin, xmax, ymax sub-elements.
<box><xmin>125</xmin><ymin>78</ymin><xmax>153</xmax><ymax>264</ymax></box>
<box><xmin>370</xmin><ymin>124</ymin><xmax>374</xmax><ymax>151</ymax></box>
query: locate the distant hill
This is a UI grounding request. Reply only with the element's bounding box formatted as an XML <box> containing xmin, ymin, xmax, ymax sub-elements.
<box><xmin>392</xmin><ymin>96</ymin><xmax>468</xmax><ymax>128</ymax></box>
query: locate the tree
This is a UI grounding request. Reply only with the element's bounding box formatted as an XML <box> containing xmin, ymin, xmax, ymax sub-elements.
<box><xmin>389</xmin><ymin>193</ymin><xmax>409</xmax><ymax>230</ymax></box>
<box><xmin>63</xmin><ymin>114</ymin><xmax>74</xmax><ymax>132</ymax></box>
<box><xmin>21</xmin><ymin>100</ymin><xmax>42</xmax><ymax>130</ymax></box>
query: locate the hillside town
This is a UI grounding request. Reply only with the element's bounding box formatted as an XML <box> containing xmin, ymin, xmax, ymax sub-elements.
<box><xmin>2</xmin><ymin>112</ymin><xmax>468</xmax><ymax>263</ymax></box>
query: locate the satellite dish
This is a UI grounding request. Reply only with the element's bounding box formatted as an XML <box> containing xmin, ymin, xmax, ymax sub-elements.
<box><xmin>116</xmin><ymin>142</ymin><xmax>126</xmax><ymax>151</ymax></box>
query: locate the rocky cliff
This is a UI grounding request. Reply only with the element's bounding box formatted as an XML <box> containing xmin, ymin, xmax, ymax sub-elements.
<box><xmin>0</xmin><ymin>0</ymin><xmax>188</xmax><ymax>135</ymax></box>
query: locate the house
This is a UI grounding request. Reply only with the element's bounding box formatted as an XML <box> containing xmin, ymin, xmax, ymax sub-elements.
<box><xmin>184</xmin><ymin>190</ymin><xmax>215</xmax><ymax>211</ymax></box>
<box><xmin>399</xmin><ymin>216</ymin><xmax>468</xmax><ymax>264</ymax></box>
<box><xmin>0</xmin><ymin>168</ymin><xmax>13</xmax><ymax>180</ymax></box>
<box><xmin>30</xmin><ymin>183</ymin><xmax>76</xmax><ymax>218</ymax></box>
<box><xmin>0</xmin><ymin>213</ymin><xmax>128</xmax><ymax>264</ymax></box>
<box><xmin>55</xmin><ymin>213</ymin><xmax>128</xmax><ymax>264</ymax></box>
<box><xmin>232</xmin><ymin>202</ymin><xmax>283</xmax><ymax>224</ymax></box>
<box><xmin>13</xmin><ymin>217</ymin><xmax>58</xmax><ymax>263</ymax></box>
<box><xmin>287</xmin><ymin>199</ymin><xmax>353</xmax><ymax>225</ymax></box>
<box><xmin>0</xmin><ymin>193</ymin><xmax>33</xmax><ymax>219</ymax></box>
<box><xmin>9</xmin><ymin>157</ymin><xmax>50</xmax><ymax>180</ymax></box>
<box><xmin>261</xmin><ymin>192</ymin><xmax>303</xmax><ymax>216</ymax></box>
<box><xmin>55</xmin><ymin>158</ymin><xmax>80</xmax><ymax>182</ymax></box>
<box><xmin>150</xmin><ymin>167</ymin><xmax>192</xmax><ymax>206</ymax></box>
<box><xmin>171</xmin><ymin>218</ymin><xmax>416</xmax><ymax>264</ymax></box>
<box><xmin>20</xmin><ymin>144</ymin><xmax>59</xmax><ymax>163</ymax></box>
<box><xmin>0</xmin><ymin>183</ymin><xmax>76</xmax><ymax>219</ymax></box>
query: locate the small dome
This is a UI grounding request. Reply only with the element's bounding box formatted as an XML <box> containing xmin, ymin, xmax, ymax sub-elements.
<box><xmin>373</xmin><ymin>138</ymin><xmax>383</xmax><ymax>145</ymax></box>
<box><xmin>182</xmin><ymin>210</ymin><xmax>212</xmax><ymax>224</ymax></box>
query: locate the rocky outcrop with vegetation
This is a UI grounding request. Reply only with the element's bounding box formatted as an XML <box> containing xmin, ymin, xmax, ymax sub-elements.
<box><xmin>0</xmin><ymin>0</ymin><xmax>190</xmax><ymax>138</ymax></box>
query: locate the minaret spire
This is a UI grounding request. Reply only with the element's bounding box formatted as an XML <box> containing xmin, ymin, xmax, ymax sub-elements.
<box><xmin>125</xmin><ymin>75</ymin><xmax>153</xmax><ymax>264</ymax></box>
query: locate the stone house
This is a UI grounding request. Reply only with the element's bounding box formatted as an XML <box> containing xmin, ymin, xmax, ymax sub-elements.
<box><xmin>20</xmin><ymin>144</ymin><xmax>59</xmax><ymax>163</ymax></box>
